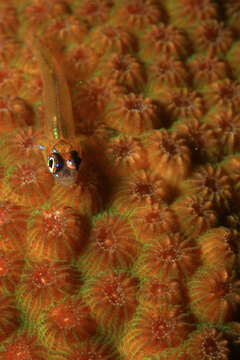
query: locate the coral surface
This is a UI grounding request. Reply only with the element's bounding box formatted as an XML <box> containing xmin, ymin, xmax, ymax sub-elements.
<box><xmin>1</xmin><ymin>0</ymin><xmax>240</xmax><ymax>359</ymax></box>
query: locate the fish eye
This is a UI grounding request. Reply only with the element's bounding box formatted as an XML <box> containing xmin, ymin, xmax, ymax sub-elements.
<box><xmin>48</xmin><ymin>157</ymin><xmax>55</xmax><ymax>173</ymax></box>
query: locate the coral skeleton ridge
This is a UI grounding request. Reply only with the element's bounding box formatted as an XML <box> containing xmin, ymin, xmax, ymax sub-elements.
<box><xmin>1</xmin><ymin>0</ymin><xmax>240</xmax><ymax>359</ymax></box>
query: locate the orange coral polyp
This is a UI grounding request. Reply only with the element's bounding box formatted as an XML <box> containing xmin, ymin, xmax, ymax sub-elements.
<box><xmin>208</xmin><ymin>79</ymin><xmax>240</xmax><ymax>110</ymax></box>
<box><xmin>76</xmin><ymin>0</ymin><xmax>112</xmax><ymax>26</ymax></box>
<box><xmin>162</xmin><ymin>88</ymin><xmax>205</xmax><ymax>122</ymax></box>
<box><xmin>179</xmin><ymin>0</ymin><xmax>218</xmax><ymax>22</ymax></box>
<box><xmin>28</xmin><ymin>205</ymin><xmax>84</xmax><ymax>261</ymax></box>
<box><xmin>181</xmin><ymin>164</ymin><xmax>234</xmax><ymax>212</ymax></box>
<box><xmin>113</xmin><ymin>0</ymin><xmax>162</xmax><ymax>30</ymax></box>
<box><xmin>106</xmin><ymin>93</ymin><xmax>158</xmax><ymax>135</ymax></box>
<box><xmin>112</xmin><ymin>169</ymin><xmax>170</xmax><ymax>212</ymax></box>
<box><xmin>142</xmin><ymin>24</ymin><xmax>188</xmax><ymax>59</ymax></box>
<box><xmin>130</xmin><ymin>202</ymin><xmax>178</xmax><ymax>242</ymax></box>
<box><xmin>138</xmin><ymin>276</ymin><xmax>182</xmax><ymax>306</ymax></box>
<box><xmin>103</xmin><ymin>53</ymin><xmax>146</xmax><ymax>91</ymax></box>
<box><xmin>188</xmin><ymin>54</ymin><xmax>228</xmax><ymax>86</ymax></box>
<box><xmin>196</xmin><ymin>20</ymin><xmax>232</xmax><ymax>55</ymax></box>
<box><xmin>83</xmin><ymin>271</ymin><xmax>139</xmax><ymax>336</ymax></box>
<box><xmin>173</xmin><ymin>118</ymin><xmax>219</xmax><ymax>162</ymax></box>
<box><xmin>171</xmin><ymin>195</ymin><xmax>218</xmax><ymax>236</ymax></box>
<box><xmin>198</xmin><ymin>227</ymin><xmax>236</xmax><ymax>268</ymax></box>
<box><xmin>136</xmin><ymin>232</ymin><xmax>198</xmax><ymax>278</ymax></box>
<box><xmin>1</xmin><ymin>334</ymin><xmax>46</xmax><ymax>360</ymax></box>
<box><xmin>106</xmin><ymin>134</ymin><xmax>148</xmax><ymax>175</ymax></box>
<box><xmin>18</xmin><ymin>260</ymin><xmax>80</xmax><ymax>318</ymax></box>
<box><xmin>189</xmin><ymin>267</ymin><xmax>240</xmax><ymax>324</ymax></box>
<box><xmin>9</xmin><ymin>161</ymin><xmax>55</xmax><ymax>207</ymax></box>
<box><xmin>188</xmin><ymin>327</ymin><xmax>229</xmax><ymax>360</ymax></box>
<box><xmin>42</xmin><ymin>298</ymin><xmax>96</xmax><ymax>350</ymax></box>
<box><xmin>90</xmin><ymin>25</ymin><xmax>137</xmax><ymax>55</ymax></box>
<box><xmin>80</xmin><ymin>213</ymin><xmax>138</xmax><ymax>275</ymax></box>
<box><xmin>145</xmin><ymin>129</ymin><xmax>191</xmax><ymax>185</ymax></box>
<box><xmin>120</xmin><ymin>304</ymin><xmax>191</xmax><ymax>359</ymax></box>
<box><xmin>150</xmin><ymin>55</ymin><xmax>188</xmax><ymax>88</ymax></box>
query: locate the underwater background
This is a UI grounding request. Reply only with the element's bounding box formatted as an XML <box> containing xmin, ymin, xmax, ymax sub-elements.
<box><xmin>0</xmin><ymin>0</ymin><xmax>240</xmax><ymax>358</ymax></box>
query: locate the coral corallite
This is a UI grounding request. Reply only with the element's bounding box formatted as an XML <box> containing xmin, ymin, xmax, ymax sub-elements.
<box><xmin>83</xmin><ymin>270</ymin><xmax>139</xmax><ymax>336</ymax></box>
<box><xmin>141</xmin><ymin>24</ymin><xmax>189</xmax><ymax>59</ymax></box>
<box><xmin>16</xmin><ymin>260</ymin><xmax>81</xmax><ymax>319</ymax></box>
<box><xmin>120</xmin><ymin>304</ymin><xmax>191</xmax><ymax>359</ymax></box>
<box><xmin>28</xmin><ymin>205</ymin><xmax>84</xmax><ymax>261</ymax></box>
<box><xmin>135</xmin><ymin>232</ymin><xmax>199</xmax><ymax>279</ymax></box>
<box><xmin>187</xmin><ymin>327</ymin><xmax>229</xmax><ymax>360</ymax></box>
<box><xmin>189</xmin><ymin>267</ymin><xmax>240</xmax><ymax>324</ymax></box>
<box><xmin>145</xmin><ymin>129</ymin><xmax>191</xmax><ymax>185</ymax></box>
<box><xmin>79</xmin><ymin>213</ymin><xmax>138</xmax><ymax>275</ymax></box>
<box><xmin>0</xmin><ymin>333</ymin><xmax>47</xmax><ymax>360</ymax></box>
<box><xmin>112</xmin><ymin>170</ymin><xmax>170</xmax><ymax>212</ymax></box>
<box><xmin>105</xmin><ymin>134</ymin><xmax>148</xmax><ymax>176</ymax></box>
<box><xmin>113</xmin><ymin>0</ymin><xmax>162</xmax><ymax>31</ymax></box>
<box><xmin>171</xmin><ymin>194</ymin><xmax>218</xmax><ymax>237</ymax></box>
<box><xmin>105</xmin><ymin>93</ymin><xmax>159</xmax><ymax>135</ymax></box>
<box><xmin>39</xmin><ymin>296</ymin><xmax>96</xmax><ymax>351</ymax></box>
<box><xmin>130</xmin><ymin>202</ymin><xmax>178</xmax><ymax>243</ymax></box>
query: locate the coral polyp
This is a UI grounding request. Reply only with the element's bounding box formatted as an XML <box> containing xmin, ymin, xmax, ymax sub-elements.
<box><xmin>66</xmin><ymin>44</ymin><xmax>99</xmax><ymax>81</ymax></box>
<box><xmin>130</xmin><ymin>202</ymin><xmax>178</xmax><ymax>243</ymax></box>
<box><xmin>187</xmin><ymin>327</ymin><xmax>229</xmax><ymax>360</ymax></box>
<box><xmin>138</xmin><ymin>275</ymin><xmax>182</xmax><ymax>306</ymax></box>
<box><xmin>150</xmin><ymin>55</ymin><xmax>188</xmax><ymax>88</ymax></box>
<box><xmin>208</xmin><ymin>79</ymin><xmax>240</xmax><ymax>111</ymax></box>
<box><xmin>0</xmin><ymin>5</ymin><xmax>19</xmax><ymax>36</ymax></box>
<box><xmin>76</xmin><ymin>0</ymin><xmax>113</xmax><ymax>26</ymax></box>
<box><xmin>0</xmin><ymin>333</ymin><xmax>47</xmax><ymax>360</ymax></box>
<box><xmin>188</xmin><ymin>54</ymin><xmax>228</xmax><ymax>87</ymax></box>
<box><xmin>17</xmin><ymin>260</ymin><xmax>81</xmax><ymax>318</ymax></box>
<box><xmin>209</xmin><ymin>109</ymin><xmax>240</xmax><ymax>154</ymax></box>
<box><xmin>181</xmin><ymin>164</ymin><xmax>234</xmax><ymax>212</ymax></box>
<box><xmin>0</xmin><ymin>96</ymin><xmax>33</xmax><ymax>135</ymax></box>
<box><xmin>141</xmin><ymin>23</ymin><xmax>189</xmax><ymax>59</ymax></box>
<box><xmin>80</xmin><ymin>213</ymin><xmax>138</xmax><ymax>275</ymax></box>
<box><xmin>120</xmin><ymin>304</ymin><xmax>191</xmax><ymax>359</ymax></box>
<box><xmin>189</xmin><ymin>267</ymin><xmax>240</xmax><ymax>324</ymax></box>
<box><xmin>195</xmin><ymin>20</ymin><xmax>233</xmax><ymax>55</ymax></box>
<box><xmin>0</xmin><ymin>297</ymin><xmax>19</xmax><ymax>343</ymax></box>
<box><xmin>83</xmin><ymin>271</ymin><xmax>139</xmax><ymax>336</ymax></box>
<box><xmin>198</xmin><ymin>227</ymin><xmax>236</xmax><ymax>268</ymax></box>
<box><xmin>3</xmin><ymin>127</ymin><xmax>41</xmax><ymax>162</ymax></box>
<box><xmin>9</xmin><ymin>161</ymin><xmax>54</xmax><ymax>207</ymax></box>
<box><xmin>89</xmin><ymin>25</ymin><xmax>136</xmax><ymax>55</ymax></box>
<box><xmin>0</xmin><ymin>201</ymin><xmax>28</xmax><ymax>251</ymax></box>
<box><xmin>40</xmin><ymin>296</ymin><xmax>96</xmax><ymax>351</ymax></box>
<box><xmin>171</xmin><ymin>0</ymin><xmax>218</xmax><ymax>23</ymax></box>
<box><xmin>0</xmin><ymin>250</ymin><xmax>25</xmax><ymax>294</ymax></box>
<box><xmin>106</xmin><ymin>93</ymin><xmax>158</xmax><ymax>135</ymax></box>
<box><xmin>102</xmin><ymin>53</ymin><xmax>146</xmax><ymax>91</ymax></box>
<box><xmin>173</xmin><ymin>118</ymin><xmax>219</xmax><ymax>162</ymax></box>
<box><xmin>105</xmin><ymin>134</ymin><xmax>148</xmax><ymax>176</ymax></box>
<box><xmin>135</xmin><ymin>232</ymin><xmax>199</xmax><ymax>279</ymax></box>
<box><xmin>112</xmin><ymin>170</ymin><xmax>169</xmax><ymax>212</ymax></box>
<box><xmin>75</xmin><ymin>76</ymin><xmax>125</xmax><ymax>123</ymax></box>
<box><xmin>0</xmin><ymin>35</ymin><xmax>19</xmax><ymax>64</ymax></box>
<box><xmin>56</xmin><ymin>335</ymin><xmax>119</xmax><ymax>360</ymax></box>
<box><xmin>113</xmin><ymin>0</ymin><xmax>162</xmax><ymax>31</ymax></box>
<box><xmin>161</xmin><ymin>88</ymin><xmax>205</xmax><ymax>122</ymax></box>
<box><xmin>172</xmin><ymin>195</ymin><xmax>218</xmax><ymax>237</ymax></box>
<box><xmin>28</xmin><ymin>205</ymin><xmax>84</xmax><ymax>261</ymax></box>
<box><xmin>144</xmin><ymin>129</ymin><xmax>191</xmax><ymax>185</ymax></box>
